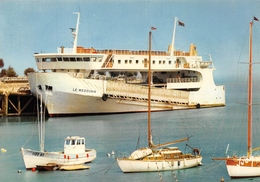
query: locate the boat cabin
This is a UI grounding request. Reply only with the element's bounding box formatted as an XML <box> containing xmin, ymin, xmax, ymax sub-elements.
<box><xmin>64</xmin><ymin>136</ymin><xmax>86</xmax><ymax>154</ymax></box>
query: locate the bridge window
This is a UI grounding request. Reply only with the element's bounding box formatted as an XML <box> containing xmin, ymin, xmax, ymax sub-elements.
<box><xmin>83</xmin><ymin>57</ymin><xmax>90</xmax><ymax>62</ymax></box>
<box><xmin>65</xmin><ymin>140</ymin><xmax>70</xmax><ymax>145</ymax></box>
<box><xmin>118</xmin><ymin>60</ymin><xmax>121</xmax><ymax>64</ymax></box>
<box><xmin>125</xmin><ymin>60</ymin><xmax>128</xmax><ymax>64</ymax></box>
<box><xmin>42</xmin><ymin>58</ymin><xmax>51</xmax><ymax>62</ymax></box>
<box><xmin>77</xmin><ymin>140</ymin><xmax>81</xmax><ymax>145</ymax></box>
<box><xmin>163</xmin><ymin>60</ymin><xmax>165</xmax><ymax>64</ymax></box>
<box><xmin>169</xmin><ymin>60</ymin><xmax>171</xmax><ymax>64</ymax></box>
<box><xmin>70</xmin><ymin>58</ymin><xmax>76</xmax><ymax>62</ymax></box>
<box><xmin>71</xmin><ymin>140</ymin><xmax>75</xmax><ymax>145</ymax></box>
<box><xmin>129</xmin><ymin>60</ymin><xmax>132</xmax><ymax>64</ymax></box>
<box><xmin>76</xmin><ymin>57</ymin><xmax>83</xmax><ymax>61</ymax></box>
<box><xmin>153</xmin><ymin>60</ymin><xmax>155</xmax><ymax>64</ymax></box>
<box><xmin>159</xmin><ymin>60</ymin><xmax>161</xmax><ymax>64</ymax></box>
<box><xmin>57</xmin><ymin>57</ymin><xmax>62</xmax><ymax>61</ymax></box>
<box><xmin>136</xmin><ymin>60</ymin><xmax>139</xmax><ymax>64</ymax></box>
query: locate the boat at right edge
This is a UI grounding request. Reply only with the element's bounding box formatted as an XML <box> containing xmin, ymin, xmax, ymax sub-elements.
<box><xmin>212</xmin><ymin>17</ymin><xmax>260</xmax><ymax>178</ymax></box>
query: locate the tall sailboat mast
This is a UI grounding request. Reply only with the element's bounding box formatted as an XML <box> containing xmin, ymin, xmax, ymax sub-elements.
<box><xmin>247</xmin><ymin>21</ymin><xmax>253</xmax><ymax>157</ymax></box>
<box><xmin>148</xmin><ymin>30</ymin><xmax>152</xmax><ymax>148</ymax></box>
<box><xmin>39</xmin><ymin>93</ymin><xmax>44</xmax><ymax>152</ymax></box>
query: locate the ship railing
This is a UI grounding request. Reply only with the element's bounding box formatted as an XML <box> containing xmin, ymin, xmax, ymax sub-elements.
<box><xmin>58</xmin><ymin>46</ymin><xmax>195</xmax><ymax>57</ymax></box>
<box><xmin>106</xmin><ymin>81</ymin><xmax>190</xmax><ymax>101</ymax></box>
<box><xmin>95</xmin><ymin>49</ymin><xmax>168</xmax><ymax>56</ymax></box>
<box><xmin>166</xmin><ymin>77</ymin><xmax>199</xmax><ymax>83</ymax></box>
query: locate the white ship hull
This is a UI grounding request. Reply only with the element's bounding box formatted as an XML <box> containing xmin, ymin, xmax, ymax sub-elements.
<box><xmin>117</xmin><ymin>156</ymin><xmax>202</xmax><ymax>172</ymax></box>
<box><xmin>226</xmin><ymin>157</ymin><xmax>260</xmax><ymax>178</ymax></box>
<box><xmin>21</xmin><ymin>148</ymin><xmax>96</xmax><ymax>169</ymax></box>
<box><xmin>28</xmin><ymin>72</ymin><xmax>225</xmax><ymax>116</ymax></box>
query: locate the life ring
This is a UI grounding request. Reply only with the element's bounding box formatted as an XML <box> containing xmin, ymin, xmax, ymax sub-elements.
<box><xmin>245</xmin><ymin>158</ymin><xmax>248</xmax><ymax>163</ymax></box>
<box><xmin>102</xmin><ymin>94</ymin><xmax>108</xmax><ymax>101</ymax></box>
<box><xmin>192</xmin><ymin>148</ymin><xmax>200</xmax><ymax>156</ymax></box>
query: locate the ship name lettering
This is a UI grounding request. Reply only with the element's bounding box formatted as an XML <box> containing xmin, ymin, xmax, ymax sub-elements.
<box><xmin>78</xmin><ymin>88</ymin><xmax>96</xmax><ymax>93</ymax></box>
<box><xmin>32</xmin><ymin>152</ymin><xmax>44</xmax><ymax>157</ymax></box>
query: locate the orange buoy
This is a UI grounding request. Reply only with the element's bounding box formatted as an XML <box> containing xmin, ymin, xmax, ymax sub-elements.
<box><xmin>86</xmin><ymin>153</ymin><xmax>89</xmax><ymax>157</ymax></box>
<box><xmin>76</xmin><ymin>154</ymin><xmax>78</xmax><ymax>158</ymax></box>
<box><xmin>67</xmin><ymin>155</ymin><xmax>70</xmax><ymax>160</ymax></box>
<box><xmin>32</xmin><ymin>168</ymin><xmax>36</xmax><ymax>172</ymax></box>
<box><xmin>64</xmin><ymin>154</ymin><xmax>66</xmax><ymax>159</ymax></box>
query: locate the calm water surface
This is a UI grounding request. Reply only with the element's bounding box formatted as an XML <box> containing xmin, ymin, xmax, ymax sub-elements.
<box><xmin>1</xmin><ymin>84</ymin><xmax>260</xmax><ymax>181</ymax></box>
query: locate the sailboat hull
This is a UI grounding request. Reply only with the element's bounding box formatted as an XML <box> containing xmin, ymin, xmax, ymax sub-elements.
<box><xmin>116</xmin><ymin>156</ymin><xmax>202</xmax><ymax>172</ymax></box>
<box><xmin>21</xmin><ymin>148</ymin><xmax>96</xmax><ymax>169</ymax></box>
<box><xmin>226</xmin><ymin>157</ymin><xmax>260</xmax><ymax>178</ymax></box>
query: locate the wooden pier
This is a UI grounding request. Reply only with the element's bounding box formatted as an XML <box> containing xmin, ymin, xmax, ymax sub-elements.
<box><xmin>0</xmin><ymin>77</ymin><xmax>37</xmax><ymax>116</ymax></box>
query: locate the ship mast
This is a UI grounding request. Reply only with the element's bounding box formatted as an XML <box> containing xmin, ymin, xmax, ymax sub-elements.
<box><xmin>247</xmin><ymin>21</ymin><xmax>253</xmax><ymax>157</ymax></box>
<box><xmin>170</xmin><ymin>17</ymin><xmax>178</xmax><ymax>57</ymax></box>
<box><xmin>148</xmin><ymin>30</ymin><xmax>152</xmax><ymax>148</ymax></box>
<box><xmin>39</xmin><ymin>93</ymin><xmax>44</xmax><ymax>152</ymax></box>
<box><xmin>72</xmin><ymin>12</ymin><xmax>80</xmax><ymax>53</ymax></box>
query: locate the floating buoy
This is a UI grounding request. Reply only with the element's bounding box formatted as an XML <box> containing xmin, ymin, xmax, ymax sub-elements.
<box><xmin>1</xmin><ymin>148</ymin><xmax>7</xmax><ymax>153</ymax></box>
<box><xmin>31</xmin><ymin>168</ymin><xmax>36</xmax><ymax>172</ymax></box>
<box><xmin>17</xmin><ymin>170</ymin><xmax>22</xmax><ymax>173</ymax></box>
<box><xmin>107</xmin><ymin>153</ymin><xmax>110</xmax><ymax>157</ymax></box>
<box><xmin>111</xmin><ymin>151</ymin><xmax>115</xmax><ymax>155</ymax></box>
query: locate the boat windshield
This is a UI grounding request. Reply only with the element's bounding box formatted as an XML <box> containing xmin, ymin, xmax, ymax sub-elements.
<box><xmin>65</xmin><ymin>139</ymin><xmax>76</xmax><ymax>145</ymax></box>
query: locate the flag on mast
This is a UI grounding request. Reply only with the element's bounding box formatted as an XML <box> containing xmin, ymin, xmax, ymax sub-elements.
<box><xmin>178</xmin><ymin>20</ymin><xmax>185</xmax><ymax>27</ymax></box>
<box><xmin>151</xmin><ymin>26</ymin><xmax>157</xmax><ymax>30</ymax></box>
<box><xmin>254</xmin><ymin>16</ymin><xmax>259</xmax><ymax>21</ymax></box>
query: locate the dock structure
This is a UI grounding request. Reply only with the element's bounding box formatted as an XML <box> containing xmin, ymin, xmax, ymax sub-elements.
<box><xmin>0</xmin><ymin>77</ymin><xmax>37</xmax><ymax>116</ymax></box>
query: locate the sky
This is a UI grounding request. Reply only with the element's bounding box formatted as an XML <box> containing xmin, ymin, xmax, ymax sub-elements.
<box><xmin>1</xmin><ymin>0</ymin><xmax>260</xmax><ymax>84</ymax></box>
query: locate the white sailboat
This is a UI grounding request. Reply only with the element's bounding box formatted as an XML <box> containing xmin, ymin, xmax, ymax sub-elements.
<box><xmin>20</xmin><ymin>94</ymin><xmax>96</xmax><ymax>170</ymax></box>
<box><xmin>213</xmin><ymin>17</ymin><xmax>260</xmax><ymax>178</ymax></box>
<box><xmin>116</xmin><ymin>28</ymin><xmax>202</xmax><ymax>173</ymax></box>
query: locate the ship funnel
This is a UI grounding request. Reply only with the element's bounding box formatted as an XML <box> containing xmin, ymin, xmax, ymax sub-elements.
<box><xmin>189</xmin><ymin>44</ymin><xmax>197</xmax><ymax>56</ymax></box>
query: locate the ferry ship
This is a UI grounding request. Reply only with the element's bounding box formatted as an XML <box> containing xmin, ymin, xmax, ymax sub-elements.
<box><xmin>28</xmin><ymin>12</ymin><xmax>225</xmax><ymax>116</ymax></box>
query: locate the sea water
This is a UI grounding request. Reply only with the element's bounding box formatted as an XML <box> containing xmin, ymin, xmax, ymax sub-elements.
<box><xmin>1</xmin><ymin>83</ymin><xmax>260</xmax><ymax>181</ymax></box>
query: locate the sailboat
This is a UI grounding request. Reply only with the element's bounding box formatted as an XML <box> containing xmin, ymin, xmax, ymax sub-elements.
<box><xmin>116</xmin><ymin>28</ymin><xmax>202</xmax><ymax>173</ymax></box>
<box><xmin>20</xmin><ymin>94</ymin><xmax>97</xmax><ymax>170</ymax></box>
<box><xmin>212</xmin><ymin>17</ymin><xmax>259</xmax><ymax>178</ymax></box>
